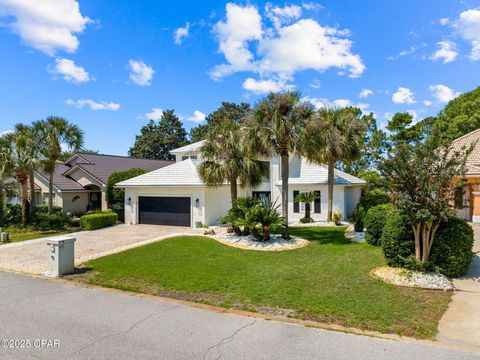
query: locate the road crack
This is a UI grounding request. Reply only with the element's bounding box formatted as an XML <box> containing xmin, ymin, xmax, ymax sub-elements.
<box><xmin>202</xmin><ymin>319</ymin><xmax>257</xmax><ymax>360</ymax></box>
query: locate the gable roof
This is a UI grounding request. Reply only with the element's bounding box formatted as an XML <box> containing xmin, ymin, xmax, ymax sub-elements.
<box><xmin>450</xmin><ymin>129</ymin><xmax>480</xmax><ymax>175</ymax></box>
<box><xmin>116</xmin><ymin>159</ymin><xmax>205</xmax><ymax>187</ymax></box>
<box><xmin>36</xmin><ymin>153</ymin><xmax>173</xmax><ymax>191</ymax></box>
<box><xmin>170</xmin><ymin>140</ymin><xmax>205</xmax><ymax>154</ymax></box>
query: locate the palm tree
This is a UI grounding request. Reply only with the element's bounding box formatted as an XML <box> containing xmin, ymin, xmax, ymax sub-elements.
<box><xmin>0</xmin><ymin>135</ymin><xmax>14</xmax><ymax>226</ymax></box>
<box><xmin>198</xmin><ymin>118</ymin><xmax>269</xmax><ymax>208</ymax></box>
<box><xmin>303</xmin><ymin>107</ymin><xmax>367</xmax><ymax>221</ymax></box>
<box><xmin>3</xmin><ymin>129</ymin><xmax>39</xmax><ymax>225</ymax></box>
<box><xmin>243</xmin><ymin>91</ymin><xmax>315</xmax><ymax>238</ymax></box>
<box><xmin>33</xmin><ymin>116</ymin><xmax>83</xmax><ymax>215</ymax></box>
<box><xmin>294</xmin><ymin>191</ymin><xmax>320</xmax><ymax>221</ymax></box>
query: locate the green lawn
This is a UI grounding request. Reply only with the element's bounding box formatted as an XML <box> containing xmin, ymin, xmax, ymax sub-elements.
<box><xmin>5</xmin><ymin>229</ymin><xmax>76</xmax><ymax>244</ymax></box>
<box><xmin>68</xmin><ymin>227</ymin><xmax>451</xmax><ymax>338</ymax></box>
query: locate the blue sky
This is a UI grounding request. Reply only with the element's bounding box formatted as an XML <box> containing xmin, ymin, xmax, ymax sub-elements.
<box><xmin>1</xmin><ymin>0</ymin><xmax>480</xmax><ymax>155</ymax></box>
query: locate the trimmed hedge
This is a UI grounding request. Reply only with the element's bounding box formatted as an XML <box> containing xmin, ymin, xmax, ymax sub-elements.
<box><xmin>430</xmin><ymin>216</ymin><xmax>474</xmax><ymax>277</ymax></box>
<box><xmin>80</xmin><ymin>212</ymin><xmax>118</xmax><ymax>230</ymax></box>
<box><xmin>364</xmin><ymin>204</ymin><xmax>396</xmax><ymax>245</ymax></box>
<box><xmin>380</xmin><ymin>213</ymin><xmax>415</xmax><ymax>268</ymax></box>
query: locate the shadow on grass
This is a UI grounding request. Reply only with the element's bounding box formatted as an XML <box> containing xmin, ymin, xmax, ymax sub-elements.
<box><xmin>288</xmin><ymin>227</ymin><xmax>353</xmax><ymax>245</ymax></box>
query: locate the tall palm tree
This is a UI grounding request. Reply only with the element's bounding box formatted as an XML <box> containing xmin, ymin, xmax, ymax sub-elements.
<box><xmin>303</xmin><ymin>107</ymin><xmax>367</xmax><ymax>221</ymax></box>
<box><xmin>33</xmin><ymin>116</ymin><xmax>83</xmax><ymax>215</ymax></box>
<box><xmin>0</xmin><ymin>135</ymin><xmax>14</xmax><ymax>226</ymax></box>
<box><xmin>243</xmin><ymin>91</ymin><xmax>315</xmax><ymax>238</ymax></box>
<box><xmin>198</xmin><ymin>118</ymin><xmax>269</xmax><ymax>208</ymax></box>
<box><xmin>3</xmin><ymin>128</ymin><xmax>39</xmax><ymax>225</ymax></box>
<box><xmin>14</xmin><ymin>124</ymin><xmax>40</xmax><ymax>218</ymax></box>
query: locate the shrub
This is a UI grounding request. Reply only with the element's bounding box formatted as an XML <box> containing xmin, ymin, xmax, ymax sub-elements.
<box><xmin>34</xmin><ymin>205</ymin><xmax>63</xmax><ymax>214</ymax></box>
<box><xmin>332</xmin><ymin>211</ymin><xmax>342</xmax><ymax>225</ymax></box>
<box><xmin>80</xmin><ymin>212</ymin><xmax>118</xmax><ymax>230</ymax></box>
<box><xmin>300</xmin><ymin>217</ymin><xmax>313</xmax><ymax>223</ymax></box>
<box><xmin>4</xmin><ymin>204</ymin><xmax>22</xmax><ymax>225</ymax></box>
<box><xmin>364</xmin><ymin>204</ymin><xmax>397</xmax><ymax>245</ymax></box>
<box><xmin>35</xmin><ymin>212</ymin><xmax>72</xmax><ymax>230</ymax></box>
<box><xmin>106</xmin><ymin>168</ymin><xmax>147</xmax><ymax>208</ymax></box>
<box><xmin>353</xmin><ymin>205</ymin><xmax>366</xmax><ymax>232</ymax></box>
<box><xmin>359</xmin><ymin>188</ymin><xmax>390</xmax><ymax>210</ymax></box>
<box><xmin>430</xmin><ymin>216</ymin><xmax>474</xmax><ymax>277</ymax></box>
<box><xmin>380</xmin><ymin>213</ymin><xmax>415</xmax><ymax>267</ymax></box>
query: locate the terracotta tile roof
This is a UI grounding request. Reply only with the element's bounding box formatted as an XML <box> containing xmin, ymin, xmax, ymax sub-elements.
<box><xmin>37</xmin><ymin>153</ymin><xmax>173</xmax><ymax>191</ymax></box>
<box><xmin>450</xmin><ymin>129</ymin><xmax>480</xmax><ymax>175</ymax></box>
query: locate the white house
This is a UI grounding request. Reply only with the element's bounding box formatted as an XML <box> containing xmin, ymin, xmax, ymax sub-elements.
<box><xmin>116</xmin><ymin>141</ymin><xmax>366</xmax><ymax>227</ymax></box>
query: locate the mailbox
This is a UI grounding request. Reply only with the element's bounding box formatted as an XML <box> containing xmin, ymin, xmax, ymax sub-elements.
<box><xmin>46</xmin><ymin>236</ymin><xmax>76</xmax><ymax>277</ymax></box>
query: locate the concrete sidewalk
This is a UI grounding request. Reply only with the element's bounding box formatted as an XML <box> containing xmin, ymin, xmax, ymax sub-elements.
<box><xmin>0</xmin><ymin>271</ymin><xmax>477</xmax><ymax>360</ymax></box>
<box><xmin>437</xmin><ymin>224</ymin><xmax>480</xmax><ymax>349</ymax></box>
<box><xmin>0</xmin><ymin>225</ymin><xmax>201</xmax><ymax>275</ymax></box>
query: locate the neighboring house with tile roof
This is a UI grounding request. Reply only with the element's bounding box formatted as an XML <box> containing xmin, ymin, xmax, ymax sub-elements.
<box><xmin>116</xmin><ymin>141</ymin><xmax>366</xmax><ymax>227</ymax></box>
<box><xmin>26</xmin><ymin>153</ymin><xmax>173</xmax><ymax>215</ymax></box>
<box><xmin>450</xmin><ymin>129</ymin><xmax>480</xmax><ymax>222</ymax></box>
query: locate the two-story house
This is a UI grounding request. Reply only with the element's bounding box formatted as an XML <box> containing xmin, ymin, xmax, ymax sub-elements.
<box><xmin>117</xmin><ymin>141</ymin><xmax>366</xmax><ymax>227</ymax></box>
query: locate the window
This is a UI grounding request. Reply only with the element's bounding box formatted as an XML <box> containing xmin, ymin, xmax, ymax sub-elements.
<box><xmin>252</xmin><ymin>191</ymin><xmax>271</xmax><ymax>201</ymax></box>
<box><xmin>190</xmin><ymin>155</ymin><xmax>197</xmax><ymax>160</ymax></box>
<box><xmin>182</xmin><ymin>155</ymin><xmax>197</xmax><ymax>161</ymax></box>
<box><xmin>182</xmin><ymin>156</ymin><xmax>189</xmax><ymax>161</ymax></box>
<box><xmin>314</xmin><ymin>191</ymin><xmax>321</xmax><ymax>213</ymax></box>
<box><xmin>293</xmin><ymin>191</ymin><xmax>300</xmax><ymax>213</ymax></box>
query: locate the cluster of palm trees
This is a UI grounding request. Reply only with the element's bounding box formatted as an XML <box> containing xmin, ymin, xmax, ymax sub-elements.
<box><xmin>0</xmin><ymin>117</ymin><xmax>83</xmax><ymax>225</ymax></box>
<box><xmin>198</xmin><ymin>91</ymin><xmax>366</xmax><ymax>239</ymax></box>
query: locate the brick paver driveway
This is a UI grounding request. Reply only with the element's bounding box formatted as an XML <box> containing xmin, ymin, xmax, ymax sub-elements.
<box><xmin>0</xmin><ymin>225</ymin><xmax>202</xmax><ymax>275</ymax></box>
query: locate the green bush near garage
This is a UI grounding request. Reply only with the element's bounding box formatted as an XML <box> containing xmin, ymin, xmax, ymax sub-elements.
<box><xmin>80</xmin><ymin>211</ymin><xmax>118</xmax><ymax>230</ymax></box>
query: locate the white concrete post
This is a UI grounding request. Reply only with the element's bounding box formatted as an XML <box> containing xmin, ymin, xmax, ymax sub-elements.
<box><xmin>46</xmin><ymin>237</ymin><xmax>76</xmax><ymax>277</ymax></box>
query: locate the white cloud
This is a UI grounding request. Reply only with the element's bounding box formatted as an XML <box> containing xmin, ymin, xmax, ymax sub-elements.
<box><xmin>0</xmin><ymin>130</ymin><xmax>13</xmax><ymax>137</ymax></box>
<box><xmin>50</xmin><ymin>58</ymin><xmax>89</xmax><ymax>83</ymax></box>
<box><xmin>211</xmin><ymin>3</ymin><xmax>364</xmax><ymax>86</ymax></box>
<box><xmin>359</xmin><ymin>88</ymin><xmax>373</xmax><ymax>98</ymax></box>
<box><xmin>455</xmin><ymin>8</ymin><xmax>480</xmax><ymax>60</ymax></box>
<box><xmin>187</xmin><ymin>110</ymin><xmax>206</xmax><ymax>123</ymax></box>
<box><xmin>128</xmin><ymin>60</ymin><xmax>154</xmax><ymax>86</ymax></box>
<box><xmin>424</xmin><ymin>100</ymin><xmax>433</xmax><ymax>106</ymax></box>
<box><xmin>174</xmin><ymin>22</ymin><xmax>190</xmax><ymax>45</ymax></box>
<box><xmin>439</xmin><ymin>18</ymin><xmax>449</xmax><ymax>26</ymax></box>
<box><xmin>387</xmin><ymin>45</ymin><xmax>418</xmax><ymax>60</ymax></box>
<box><xmin>302</xmin><ymin>2</ymin><xmax>323</xmax><ymax>11</ymax></box>
<box><xmin>210</xmin><ymin>3</ymin><xmax>263</xmax><ymax>80</ymax></box>
<box><xmin>242</xmin><ymin>77</ymin><xmax>294</xmax><ymax>94</ymax></box>
<box><xmin>430</xmin><ymin>41</ymin><xmax>458</xmax><ymax>63</ymax></box>
<box><xmin>429</xmin><ymin>84</ymin><xmax>460</xmax><ymax>103</ymax></box>
<box><xmin>265</xmin><ymin>3</ymin><xmax>302</xmax><ymax>28</ymax></box>
<box><xmin>303</xmin><ymin>96</ymin><xmax>369</xmax><ymax>111</ymax></box>
<box><xmin>309</xmin><ymin>79</ymin><xmax>321</xmax><ymax>89</ymax></box>
<box><xmin>66</xmin><ymin>99</ymin><xmax>120</xmax><ymax>111</ymax></box>
<box><xmin>392</xmin><ymin>87</ymin><xmax>416</xmax><ymax>104</ymax></box>
<box><xmin>143</xmin><ymin>108</ymin><xmax>164</xmax><ymax>121</ymax></box>
<box><xmin>0</xmin><ymin>0</ymin><xmax>90</xmax><ymax>55</ymax></box>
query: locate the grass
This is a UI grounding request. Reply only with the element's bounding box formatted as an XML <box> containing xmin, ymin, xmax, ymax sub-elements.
<box><xmin>68</xmin><ymin>227</ymin><xmax>451</xmax><ymax>338</ymax></box>
<box><xmin>5</xmin><ymin>229</ymin><xmax>76</xmax><ymax>244</ymax></box>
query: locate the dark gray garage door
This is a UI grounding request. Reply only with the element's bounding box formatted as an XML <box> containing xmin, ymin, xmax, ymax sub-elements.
<box><xmin>138</xmin><ymin>196</ymin><xmax>191</xmax><ymax>226</ymax></box>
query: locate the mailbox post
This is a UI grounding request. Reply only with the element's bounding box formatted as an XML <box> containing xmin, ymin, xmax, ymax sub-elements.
<box><xmin>46</xmin><ymin>237</ymin><xmax>76</xmax><ymax>277</ymax></box>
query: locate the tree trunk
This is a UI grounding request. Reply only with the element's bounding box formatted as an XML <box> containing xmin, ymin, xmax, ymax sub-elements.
<box><xmin>412</xmin><ymin>223</ymin><xmax>421</xmax><ymax>261</ymax></box>
<box><xmin>230</xmin><ymin>178</ymin><xmax>238</xmax><ymax>209</ymax></box>
<box><xmin>281</xmin><ymin>153</ymin><xmax>289</xmax><ymax>239</ymax></box>
<box><xmin>251</xmin><ymin>227</ymin><xmax>261</xmax><ymax>241</ymax></box>
<box><xmin>20</xmin><ymin>180</ymin><xmax>29</xmax><ymax>225</ymax></box>
<box><xmin>327</xmin><ymin>160</ymin><xmax>335</xmax><ymax>222</ymax></box>
<box><xmin>305</xmin><ymin>202</ymin><xmax>311</xmax><ymax>219</ymax></box>
<box><xmin>0</xmin><ymin>179</ymin><xmax>4</xmax><ymax>227</ymax></box>
<box><xmin>29</xmin><ymin>170</ymin><xmax>36</xmax><ymax>218</ymax></box>
<box><xmin>48</xmin><ymin>171</ymin><xmax>54</xmax><ymax>215</ymax></box>
<box><xmin>263</xmin><ymin>226</ymin><xmax>270</xmax><ymax>242</ymax></box>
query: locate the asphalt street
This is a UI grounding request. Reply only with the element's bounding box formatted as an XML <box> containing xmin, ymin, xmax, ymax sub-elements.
<box><xmin>0</xmin><ymin>271</ymin><xmax>478</xmax><ymax>360</ymax></box>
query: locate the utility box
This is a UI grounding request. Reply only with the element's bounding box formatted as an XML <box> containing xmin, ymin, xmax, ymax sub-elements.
<box><xmin>46</xmin><ymin>237</ymin><xmax>76</xmax><ymax>277</ymax></box>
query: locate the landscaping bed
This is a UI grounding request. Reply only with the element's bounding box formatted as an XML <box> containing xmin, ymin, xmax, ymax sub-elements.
<box><xmin>211</xmin><ymin>231</ymin><xmax>308</xmax><ymax>251</ymax></box>
<box><xmin>67</xmin><ymin>226</ymin><xmax>451</xmax><ymax>338</ymax></box>
<box><xmin>371</xmin><ymin>266</ymin><xmax>454</xmax><ymax>291</ymax></box>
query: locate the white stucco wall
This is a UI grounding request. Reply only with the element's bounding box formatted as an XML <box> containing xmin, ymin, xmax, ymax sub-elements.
<box><xmin>286</xmin><ymin>185</ymin><xmax>346</xmax><ymax>221</ymax></box>
<box><xmin>60</xmin><ymin>192</ymin><xmax>90</xmax><ymax>215</ymax></box>
<box><xmin>124</xmin><ymin>186</ymin><xmax>206</xmax><ymax>226</ymax></box>
<box><xmin>344</xmin><ymin>186</ymin><xmax>362</xmax><ymax>218</ymax></box>
<box><xmin>204</xmin><ymin>186</ymin><xmax>245</xmax><ymax>226</ymax></box>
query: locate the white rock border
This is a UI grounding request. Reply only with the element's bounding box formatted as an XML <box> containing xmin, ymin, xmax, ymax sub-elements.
<box><xmin>208</xmin><ymin>232</ymin><xmax>309</xmax><ymax>251</ymax></box>
<box><xmin>371</xmin><ymin>266</ymin><xmax>454</xmax><ymax>291</ymax></box>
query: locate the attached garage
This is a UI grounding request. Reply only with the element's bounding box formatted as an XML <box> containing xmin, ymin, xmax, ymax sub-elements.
<box><xmin>138</xmin><ymin>196</ymin><xmax>191</xmax><ymax>227</ymax></box>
